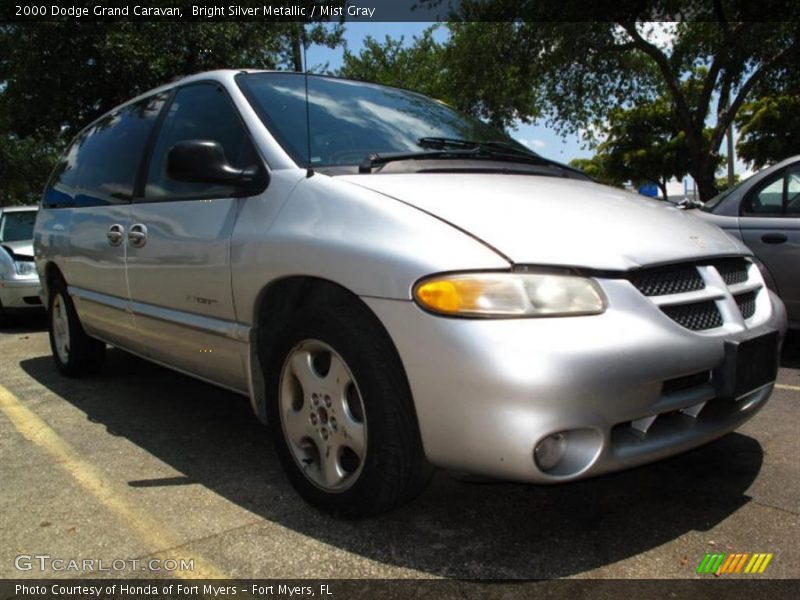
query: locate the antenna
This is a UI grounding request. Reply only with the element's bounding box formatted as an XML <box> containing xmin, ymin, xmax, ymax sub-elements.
<box><xmin>302</xmin><ymin>25</ymin><xmax>314</xmax><ymax>178</ymax></box>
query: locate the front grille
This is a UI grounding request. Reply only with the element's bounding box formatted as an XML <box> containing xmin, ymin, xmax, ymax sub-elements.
<box><xmin>735</xmin><ymin>292</ymin><xmax>757</xmax><ymax>320</ymax></box>
<box><xmin>626</xmin><ymin>257</ymin><xmax>761</xmax><ymax>333</ymax></box>
<box><xmin>661</xmin><ymin>301</ymin><xmax>723</xmax><ymax>331</ymax></box>
<box><xmin>629</xmin><ymin>264</ymin><xmax>705</xmax><ymax>296</ymax></box>
<box><xmin>709</xmin><ymin>258</ymin><xmax>749</xmax><ymax>285</ymax></box>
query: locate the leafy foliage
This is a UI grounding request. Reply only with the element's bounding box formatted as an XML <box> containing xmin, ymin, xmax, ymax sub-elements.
<box><xmin>0</xmin><ymin>134</ymin><xmax>60</xmax><ymax>205</ymax></box>
<box><xmin>597</xmin><ymin>100</ymin><xmax>690</xmax><ymax>201</ymax></box>
<box><xmin>378</xmin><ymin>5</ymin><xmax>800</xmax><ymax>200</ymax></box>
<box><xmin>736</xmin><ymin>95</ymin><xmax>800</xmax><ymax>169</ymax></box>
<box><xmin>340</xmin><ymin>27</ymin><xmax>450</xmax><ymax>100</ymax></box>
<box><xmin>568</xmin><ymin>156</ymin><xmax>623</xmax><ymax>188</ymax></box>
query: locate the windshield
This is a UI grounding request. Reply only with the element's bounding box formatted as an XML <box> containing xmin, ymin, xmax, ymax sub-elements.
<box><xmin>237</xmin><ymin>73</ymin><xmax>534</xmax><ymax>168</ymax></box>
<box><xmin>0</xmin><ymin>210</ymin><xmax>37</xmax><ymax>242</ymax></box>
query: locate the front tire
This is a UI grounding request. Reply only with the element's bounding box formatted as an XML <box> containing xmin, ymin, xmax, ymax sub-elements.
<box><xmin>266</xmin><ymin>300</ymin><xmax>431</xmax><ymax>517</ymax></box>
<box><xmin>48</xmin><ymin>280</ymin><xmax>105</xmax><ymax>376</ymax></box>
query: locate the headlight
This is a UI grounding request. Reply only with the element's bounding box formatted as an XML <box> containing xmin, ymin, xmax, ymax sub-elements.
<box><xmin>14</xmin><ymin>260</ymin><xmax>37</xmax><ymax>276</ymax></box>
<box><xmin>413</xmin><ymin>272</ymin><xmax>606</xmax><ymax>318</ymax></box>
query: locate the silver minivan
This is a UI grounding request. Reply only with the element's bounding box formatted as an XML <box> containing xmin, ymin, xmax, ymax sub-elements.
<box><xmin>34</xmin><ymin>71</ymin><xmax>787</xmax><ymax>516</ymax></box>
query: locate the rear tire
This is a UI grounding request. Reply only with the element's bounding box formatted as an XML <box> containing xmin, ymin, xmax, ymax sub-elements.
<box><xmin>48</xmin><ymin>280</ymin><xmax>105</xmax><ymax>376</ymax></box>
<box><xmin>265</xmin><ymin>299</ymin><xmax>432</xmax><ymax>517</ymax></box>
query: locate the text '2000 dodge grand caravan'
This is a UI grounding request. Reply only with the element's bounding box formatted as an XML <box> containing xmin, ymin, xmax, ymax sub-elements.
<box><xmin>34</xmin><ymin>71</ymin><xmax>787</xmax><ymax>516</ymax></box>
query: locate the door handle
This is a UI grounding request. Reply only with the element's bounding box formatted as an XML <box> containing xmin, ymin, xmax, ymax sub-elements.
<box><xmin>128</xmin><ymin>223</ymin><xmax>148</xmax><ymax>248</ymax></box>
<box><xmin>107</xmin><ymin>224</ymin><xmax>124</xmax><ymax>246</ymax></box>
<box><xmin>761</xmin><ymin>233</ymin><xmax>787</xmax><ymax>245</ymax></box>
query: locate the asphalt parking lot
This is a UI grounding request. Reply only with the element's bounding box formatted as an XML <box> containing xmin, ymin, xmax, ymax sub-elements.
<box><xmin>1</xmin><ymin>314</ymin><xmax>798</xmax><ymax>581</ymax></box>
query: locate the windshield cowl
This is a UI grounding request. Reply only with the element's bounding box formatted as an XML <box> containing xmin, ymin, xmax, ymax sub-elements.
<box><xmin>355</xmin><ymin>149</ymin><xmax>587</xmax><ymax>180</ymax></box>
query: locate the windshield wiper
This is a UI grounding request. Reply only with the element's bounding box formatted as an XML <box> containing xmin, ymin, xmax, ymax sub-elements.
<box><xmin>359</xmin><ymin>150</ymin><xmax>482</xmax><ymax>173</ymax></box>
<box><xmin>417</xmin><ymin>136</ymin><xmax>571</xmax><ymax>168</ymax></box>
<box><xmin>417</xmin><ymin>137</ymin><xmax>479</xmax><ymax>150</ymax></box>
<box><xmin>359</xmin><ymin>138</ymin><xmax>578</xmax><ymax>175</ymax></box>
<box><xmin>418</xmin><ymin>136</ymin><xmax>538</xmax><ymax>158</ymax></box>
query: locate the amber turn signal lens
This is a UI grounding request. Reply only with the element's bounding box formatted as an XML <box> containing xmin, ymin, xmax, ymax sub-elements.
<box><xmin>413</xmin><ymin>272</ymin><xmax>606</xmax><ymax>318</ymax></box>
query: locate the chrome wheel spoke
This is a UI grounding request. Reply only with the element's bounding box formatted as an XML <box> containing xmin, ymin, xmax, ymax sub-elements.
<box><xmin>340</xmin><ymin>421</ymin><xmax>365</xmax><ymax>460</ymax></box>
<box><xmin>52</xmin><ymin>295</ymin><xmax>70</xmax><ymax>363</ymax></box>
<box><xmin>320</xmin><ymin>443</ymin><xmax>345</xmax><ymax>488</ymax></box>
<box><xmin>324</xmin><ymin>354</ymin><xmax>351</xmax><ymax>397</ymax></box>
<box><xmin>283</xmin><ymin>405</ymin><xmax>313</xmax><ymax>446</ymax></box>
<box><xmin>335</xmin><ymin>382</ymin><xmax>366</xmax><ymax>458</ymax></box>
<box><xmin>289</xmin><ymin>350</ymin><xmax>319</xmax><ymax>391</ymax></box>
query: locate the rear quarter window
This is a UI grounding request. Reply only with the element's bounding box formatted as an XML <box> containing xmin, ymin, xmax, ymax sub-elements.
<box><xmin>42</xmin><ymin>93</ymin><xmax>168</xmax><ymax>208</ymax></box>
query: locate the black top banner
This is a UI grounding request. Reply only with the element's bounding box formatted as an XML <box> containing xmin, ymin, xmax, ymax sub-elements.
<box><xmin>2</xmin><ymin>0</ymin><xmax>799</xmax><ymax>23</ymax></box>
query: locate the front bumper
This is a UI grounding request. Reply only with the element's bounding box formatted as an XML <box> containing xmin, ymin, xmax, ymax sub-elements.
<box><xmin>364</xmin><ymin>276</ymin><xmax>787</xmax><ymax>484</ymax></box>
<box><xmin>0</xmin><ymin>276</ymin><xmax>43</xmax><ymax>309</ymax></box>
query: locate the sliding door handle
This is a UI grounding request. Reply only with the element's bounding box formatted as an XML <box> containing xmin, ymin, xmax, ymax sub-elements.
<box><xmin>128</xmin><ymin>223</ymin><xmax>148</xmax><ymax>248</ymax></box>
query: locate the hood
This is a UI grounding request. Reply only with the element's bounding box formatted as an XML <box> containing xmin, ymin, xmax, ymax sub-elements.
<box><xmin>1</xmin><ymin>240</ymin><xmax>34</xmax><ymax>260</ymax></box>
<box><xmin>339</xmin><ymin>173</ymin><xmax>750</xmax><ymax>270</ymax></box>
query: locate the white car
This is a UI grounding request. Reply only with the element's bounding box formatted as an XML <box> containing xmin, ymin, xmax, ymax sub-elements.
<box><xmin>0</xmin><ymin>206</ymin><xmax>42</xmax><ymax>326</ymax></box>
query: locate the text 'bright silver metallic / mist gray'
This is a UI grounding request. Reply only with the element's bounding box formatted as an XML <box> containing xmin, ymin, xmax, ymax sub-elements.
<box><xmin>34</xmin><ymin>70</ymin><xmax>787</xmax><ymax>516</ymax></box>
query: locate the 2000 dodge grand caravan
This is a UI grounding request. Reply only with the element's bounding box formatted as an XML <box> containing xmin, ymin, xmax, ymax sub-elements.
<box><xmin>35</xmin><ymin>71</ymin><xmax>787</xmax><ymax>516</ymax></box>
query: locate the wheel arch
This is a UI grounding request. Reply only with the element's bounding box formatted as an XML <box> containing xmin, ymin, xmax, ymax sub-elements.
<box><xmin>247</xmin><ymin>275</ymin><xmax>414</xmax><ymax>426</ymax></box>
<box><xmin>750</xmin><ymin>255</ymin><xmax>780</xmax><ymax>295</ymax></box>
<box><xmin>42</xmin><ymin>261</ymin><xmax>67</xmax><ymax>302</ymax></box>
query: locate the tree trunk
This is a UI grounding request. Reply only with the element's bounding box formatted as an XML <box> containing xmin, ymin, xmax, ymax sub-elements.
<box><xmin>658</xmin><ymin>179</ymin><xmax>669</xmax><ymax>202</ymax></box>
<box><xmin>291</xmin><ymin>28</ymin><xmax>303</xmax><ymax>72</ymax></box>
<box><xmin>692</xmin><ymin>164</ymin><xmax>719</xmax><ymax>202</ymax></box>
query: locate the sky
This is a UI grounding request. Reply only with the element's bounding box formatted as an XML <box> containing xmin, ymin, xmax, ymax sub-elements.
<box><xmin>305</xmin><ymin>22</ymin><xmax>755</xmax><ymax>195</ymax></box>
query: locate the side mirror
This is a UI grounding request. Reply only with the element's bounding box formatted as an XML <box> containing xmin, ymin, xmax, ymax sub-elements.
<box><xmin>166</xmin><ymin>140</ymin><xmax>267</xmax><ymax>192</ymax></box>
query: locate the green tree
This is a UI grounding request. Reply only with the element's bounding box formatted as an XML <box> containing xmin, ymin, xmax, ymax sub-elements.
<box><xmin>570</xmin><ymin>80</ymin><xmax>724</xmax><ymax>201</ymax></box>
<box><xmin>418</xmin><ymin>5</ymin><xmax>800</xmax><ymax>200</ymax></box>
<box><xmin>0</xmin><ymin>134</ymin><xmax>60</xmax><ymax>205</ymax></box>
<box><xmin>0</xmin><ymin>22</ymin><xmax>342</xmax><ymax>139</ymax></box>
<box><xmin>735</xmin><ymin>95</ymin><xmax>800</xmax><ymax>169</ymax></box>
<box><xmin>339</xmin><ymin>28</ymin><xmax>452</xmax><ymax>103</ymax></box>
<box><xmin>568</xmin><ymin>156</ymin><xmax>624</xmax><ymax>187</ymax></box>
<box><xmin>595</xmin><ymin>93</ymin><xmax>715</xmax><ymax>202</ymax></box>
<box><xmin>340</xmin><ymin>24</ymin><xmax>541</xmax><ymax>128</ymax></box>
<box><xmin>715</xmin><ymin>174</ymin><xmax>741</xmax><ymax>192</ymax></box>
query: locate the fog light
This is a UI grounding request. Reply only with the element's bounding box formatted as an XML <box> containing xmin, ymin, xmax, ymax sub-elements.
<box><xmin>534</xmin><ymin>433</ymin><xmax>567</xmax><ymax>471</ymax></box>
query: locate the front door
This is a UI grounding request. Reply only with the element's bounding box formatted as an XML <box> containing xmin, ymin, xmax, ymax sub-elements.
<box><xmin>125</xmin><ymin>83</ymin><xmax>263</xmax><ymax>391</ymax></box>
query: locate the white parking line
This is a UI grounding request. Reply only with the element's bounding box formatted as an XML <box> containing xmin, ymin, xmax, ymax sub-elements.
<box><xmin>0</xmin><ymin>382</ymin><xmax>229</xmax><ymax>579</ymax></box>
<box><xmin>775</xmin><ymin>383</ymin><xmax>800</xmax><ymax>392</ymax></box>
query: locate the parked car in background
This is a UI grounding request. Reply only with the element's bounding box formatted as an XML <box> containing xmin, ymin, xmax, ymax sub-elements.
<box><xmin>0</xmin><ymin>206</ymin><xmax>42</xmax><ymax>326</ymax></box>
<box><xmin>696</xmin><ymin>156</ymin><xmax>800</xmax><ymax>329</ymax></box>
<box><xmin>34</xmin><ymin>71</ymin><xmax>787</xmax><ymax>516</ymax></box>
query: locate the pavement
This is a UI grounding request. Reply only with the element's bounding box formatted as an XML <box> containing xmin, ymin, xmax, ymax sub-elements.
<box><xmin>1</xmin><ymin>312</ymin><xmax>798</xmax><ymax>582</ymax></box>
